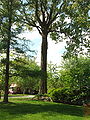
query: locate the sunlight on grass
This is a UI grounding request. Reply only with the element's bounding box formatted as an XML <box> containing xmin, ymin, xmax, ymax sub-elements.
<box><xmin>0</xmin><ymin>98</ymin><xmax>89</xmax><ymax>120</ymax></box>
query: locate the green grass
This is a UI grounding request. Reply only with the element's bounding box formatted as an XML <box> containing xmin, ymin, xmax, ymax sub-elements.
<box><xmin>1</xmin><ymin>94</ymin><xmax>30</xmax><ymax>97</ymax></box>
<box><xmin>0</xmin><ymin>98</ymin><xmax>89</xmax><ymax>120</ymax></box>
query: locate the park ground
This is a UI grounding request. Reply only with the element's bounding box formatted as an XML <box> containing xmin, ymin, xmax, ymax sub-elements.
<box><xmin>0</xmin><ymin>97</ymin><xmax>90</xmax><ymax>120</ymax></box>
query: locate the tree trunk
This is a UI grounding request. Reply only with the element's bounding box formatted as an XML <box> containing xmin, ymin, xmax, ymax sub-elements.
<box><xmin>3</xmin><ymin>33</ymin><xmax>10</xmax><ymax>103</ymax></box>
<box><xmin>40</xmin><ymin>33</ymin><xmax>48</xmax><ymax>94</ymax></box>
<box><xmin>3</xmin><ymin>0</ymin><xmax>12</xmax><ymax>103</ymax></box>
<box><xmin>3</xmin><ymin>38</ymin><xmax>10</xmax><ymax>103</ymax></box>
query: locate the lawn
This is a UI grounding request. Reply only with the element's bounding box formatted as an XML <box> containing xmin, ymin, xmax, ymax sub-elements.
<box><xmin>1</xmin><ymin>94</ymin><xmax>30</xmax><ymax>97</ymax></box>
<box><xmin>0</xmin><ymin>98</ymin><xmax>90</xmax><ymax>120</ymax></box>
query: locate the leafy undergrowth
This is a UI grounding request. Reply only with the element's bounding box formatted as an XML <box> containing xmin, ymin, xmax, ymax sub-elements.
<box><xmin>0</xmin><ymin>98</ymin><xmax>89</xmax><ymax>120</ymax></box>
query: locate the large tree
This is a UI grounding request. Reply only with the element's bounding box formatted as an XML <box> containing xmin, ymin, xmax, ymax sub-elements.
<box><xmin>21</xmin><ymin>0</ymin><xmax>66</xmax><ymax>94</ymax></box>
<box><xmin>21</xmin><ymin>0</ymin><xmax>90</xmax><ymax>93</ymax></box>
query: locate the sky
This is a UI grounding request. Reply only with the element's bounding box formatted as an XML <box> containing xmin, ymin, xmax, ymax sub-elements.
<box><xmin>21</xmin><ymin>28</ymin><xmax>66</xmax><ymax>65</ymax></box>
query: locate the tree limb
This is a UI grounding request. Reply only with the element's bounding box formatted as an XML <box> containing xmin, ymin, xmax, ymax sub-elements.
<box><xmin>35</xmin><ymin>0</ymin><xmax>43</xmax><ymax>27</ymax></box>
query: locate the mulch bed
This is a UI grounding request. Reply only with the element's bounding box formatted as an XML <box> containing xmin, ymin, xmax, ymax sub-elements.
<box><xmin>83</xmin><ymin>103</ymin><xmax>90</xmax><ymax>116</ymax></box>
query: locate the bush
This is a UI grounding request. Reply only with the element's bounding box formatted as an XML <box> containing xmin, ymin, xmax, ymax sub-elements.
<box><xmin>48</xmin><ymin>88</ymin><xmax>89</xmax><ymax>105</ymax></box>
<box><xmin>49</xmin><ymin>88</ymin><xmax>72</xmax><ymax>103</ymax></box>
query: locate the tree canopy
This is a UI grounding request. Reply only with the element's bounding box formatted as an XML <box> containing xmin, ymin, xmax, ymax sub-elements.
<box><xmin>62</xmin><ymin>0</ymin><xmax>90</xmax><ymax>58</ymax></box>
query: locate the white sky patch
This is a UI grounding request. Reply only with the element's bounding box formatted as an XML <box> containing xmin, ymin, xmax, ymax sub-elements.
<box><xmin>20</xmin><ymin>29</ymin><xmax>66</xmax><ymax>65</ymax></box>
<box><xmin>47</xmin><ymin>38</ymin><xmax>66</xmax><ymax>65</ymax></box>
<box><xmin>88</xmin><ymin>10</ymin><xmax>90</xmax><ymax>17</ymax></box>
<box><xmin>19</xmin><ymin>28</ymin><xmax>41</xmax><ymax>49</ymax></box>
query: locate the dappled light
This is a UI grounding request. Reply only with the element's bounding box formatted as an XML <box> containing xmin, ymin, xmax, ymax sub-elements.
<box><xmin>0</xmin><ymin>100</ymin><xmax>84</xmax><ymax>120</ymax></box>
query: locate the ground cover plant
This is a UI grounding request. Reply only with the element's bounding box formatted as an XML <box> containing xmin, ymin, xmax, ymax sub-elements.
<box><xmin>0</xmin><ymin>97</ymin><xmax>90</xmax><ymax>120</ymax></box>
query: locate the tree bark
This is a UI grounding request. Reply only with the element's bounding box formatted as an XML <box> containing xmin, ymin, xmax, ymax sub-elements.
<box><xmin>3</xmin><ymin>34</ymin><xmax>10</xmax><ymax>103</ymax></box>
<box><xmin>40</xmin><ymin>32</ymin><xmax>48</xmax><ymax>94</ymax></box>
<box><xmin>3</xmin><ymin>0</ymin><xmax>12</xmax><ymax>103</ymax></box>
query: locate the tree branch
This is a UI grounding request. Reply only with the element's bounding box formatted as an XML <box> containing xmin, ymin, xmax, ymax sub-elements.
<box><xmin>47</xmin><ymin>2</ymin><xmax>64</xmax><ymax>27</ymax></box>
<box><xmin>35</xmin><ymin>1</ymin><xmax>43</xmax><ymax>27</ymax></box>
<box><xmin>40</xmin><ymin>0</ymin><xmax>45</xmax><ymax>22</ymax></box>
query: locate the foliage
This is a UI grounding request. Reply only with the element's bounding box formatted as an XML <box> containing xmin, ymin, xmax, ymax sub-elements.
<box><xmin>49</xmin><ymin>87</ymin><xmax>90</xmax><ymax>105</ymax></box>
<box><xmin>49</xmin><ymin>88</ymin><xmax>72</xmax><ymax>103</ymax></box>
<box><xmin>0</xmin><ymin>0</ymin><xmax>24</xmax><ymax>102</ymax></box>
<box><xmin>47</xmin><ymin>62</ymin><xmax>62</xmax><ymax>90</ymax></box>
<box><xmin>60</xmin><ymin>57</ymin><xmax>90</xmax><ymax>90</ymax></box>
<box><xmin>47</xmin><ymin>57</ymin><xmax>90</xmax><ymax>105</ymax></box>
<box><xmin>0</xmin><ymin>0</ymin><xmax>21</xmax><ymax>51</ymax></box>
<box><xmin>0</xmin><ymin>0</ymin><xmax>36</xmax><ymax>102</ymax></box>
<box><xmin>9</xmin><ymin>56</ymin><xmax>40</xmax><ymax>93</ymax></box>
<box><xmin>62</xmin><ymin>0</ymin><xmax>90</xmax><ymax>58</ymax></box>
<box><xmin>47</xmin><ymin>56</ymin><xmax>90</xmax><ymax>91</ymax></box>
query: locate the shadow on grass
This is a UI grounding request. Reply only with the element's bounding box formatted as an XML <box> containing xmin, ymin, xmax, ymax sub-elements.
<box><xmin>0</xmin><ymin>100</ymin><xmax>83</xmax><ymax>120</ymax></box>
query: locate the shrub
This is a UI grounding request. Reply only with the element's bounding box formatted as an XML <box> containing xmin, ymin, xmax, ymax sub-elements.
<box><xmin>48</xmin><ymin>88</ymin><xmax>89</xmax><ymax>105</ymax></box>
<box><xmin>49</xmin><ymin>88</ymin><xmax>72</xmax><ymax>103</ymax></box>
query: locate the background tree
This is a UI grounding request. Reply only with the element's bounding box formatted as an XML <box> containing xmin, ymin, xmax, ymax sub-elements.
<box><xmin>62</xmin><ymin>0</ymin><xmax>90</xmax><ymax>58</ymax></box>
<box><xmin>48</xmin><ymin>56</ymin><xmax>90</xmax><ymax>105</ymax></box>
<box><xmin>0</xmin><ymin>0</ymin><xmax>27</xmax><ymax>102</ymax></box>
<box><xmin>0</xmin><ymin>0</ymin><xmax>15</xmax><ymax>103</ymax></box>
<box><xmin>60</xmin><ymin>57</ymin><xmax>90</xmax><ymax>92</ymax></box>
<box><xmin>9</xmin><ymin>56</ymin><xmax>40</xmax><ymax>94</ymax></box>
